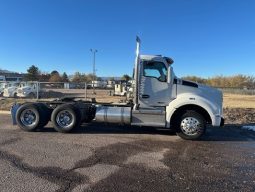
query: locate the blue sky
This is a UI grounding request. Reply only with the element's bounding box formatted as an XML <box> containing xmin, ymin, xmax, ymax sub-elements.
<box><xmin>0</xmin><ymin>0</ymin><xmax>255</xmax><ymax>77</ymax></box>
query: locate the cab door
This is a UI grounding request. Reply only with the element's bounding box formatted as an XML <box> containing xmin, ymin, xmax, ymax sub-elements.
<box><xmin>139</xmin><ymin>60</ymin><xmax>172</xmax><ymax>107</ymax></box>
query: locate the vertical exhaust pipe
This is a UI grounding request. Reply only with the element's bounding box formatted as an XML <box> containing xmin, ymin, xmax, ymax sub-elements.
<box><xmin>134</xmin><ymin>36</ymin><xmax>141</xmax><ymax>110</ymax></box>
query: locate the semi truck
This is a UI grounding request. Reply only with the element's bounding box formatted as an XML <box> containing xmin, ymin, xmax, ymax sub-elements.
<box><xmin>11</xmin><ymin>37</ymin><xmax>224</xmax><ymax>140</ymax></box>
<box><xmin>17</xmin><ymin>82</ymin><xmax>39</xmax><ymax>98</ymax></box>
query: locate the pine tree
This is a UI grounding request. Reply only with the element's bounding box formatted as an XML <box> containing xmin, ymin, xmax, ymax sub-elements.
<box><xmin>24</xmin><ymin>65</ymin><xmax>40</xmax><ymax>81</ymax></box>
<box><xmin>62</xmin><ymin>72</ymin><xmax>69</xmax><ymax>82</ymax></box>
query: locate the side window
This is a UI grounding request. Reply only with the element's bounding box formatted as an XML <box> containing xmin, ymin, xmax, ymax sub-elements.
<box><xmin>143</xmin><ymin>61</ymin><xmax>167</xmax><ymax>82</ymax></box>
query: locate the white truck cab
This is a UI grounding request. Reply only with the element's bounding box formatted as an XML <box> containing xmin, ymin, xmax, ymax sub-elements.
<box><xmin>135</xmin><ymin>54</ymin><xmax>223</xmax><ymax>133</ymax></box>
<box><xmin>17</xmin><ymin>82</ymin><xmax>39</xmax><ymax>98</ymax></box>
<box><xmin>3</xmin><ymin>82</ymin><xmax>20</xmax><ymax>98</ymax></box>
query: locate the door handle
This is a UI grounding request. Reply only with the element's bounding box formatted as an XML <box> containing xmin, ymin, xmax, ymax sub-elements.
<box><xmin>142</xmin><ymin>94</ymin><xmax>150</xmax><ymax>98</ymax></box>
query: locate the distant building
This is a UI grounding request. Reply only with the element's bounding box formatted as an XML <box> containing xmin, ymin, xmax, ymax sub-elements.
<box><xmin>0</xmin><ymin>72</ymin><xmax>25</xmax><ymax>82</ymax></box>
<box><xmin>0</xmin><ymin>75</ymin><xmax>5</xmax><ymax>81</ymax></box>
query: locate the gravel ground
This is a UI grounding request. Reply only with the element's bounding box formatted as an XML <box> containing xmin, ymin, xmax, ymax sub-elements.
<box><xmin>224</xmin><ymin>108</ymin><xmax>255</xmax><ymax>124</ymax></box>
<box><xmin>0</xmin><ymin>114</ymin><xmax>255</xmax><ymax>192</ymax></box>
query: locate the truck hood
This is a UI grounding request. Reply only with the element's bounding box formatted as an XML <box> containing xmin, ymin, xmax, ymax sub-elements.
<box><xmin>18</xmin><ymin>86</ymin><xmax>31</xmax><ymax>91</ymax></box>
<box><xmin>176</xmin><ymin>79</ymin><xmax>223</xmax><ymax>112</ymax></box>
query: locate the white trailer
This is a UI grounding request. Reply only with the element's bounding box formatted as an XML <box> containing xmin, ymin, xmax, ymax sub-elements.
<box><xmin>12</xmin><ymin>37</ymin><xmax>224</xmax><ymax>140</ymax></box>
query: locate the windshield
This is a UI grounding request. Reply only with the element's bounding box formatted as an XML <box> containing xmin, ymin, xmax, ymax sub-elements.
<box><xmin>20</xmin><ymin>83</ymin><xmax>26</xmax><ymax>87</ymax></box>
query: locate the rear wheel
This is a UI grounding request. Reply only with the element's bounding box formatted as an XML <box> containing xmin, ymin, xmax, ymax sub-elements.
<box><xmin>175</xmin><ymin>110</ymin><xmax>206</xmax><ymax>140</ymax></box>
<box><xmin>51</xmin><ymin>104</ymin><xmax>81</xmax><ymax>133</ymax></box>
<box><xmin>16</xmin><ymin>103</ymin><xmax>42</xmax><ymax>131</ymax></box>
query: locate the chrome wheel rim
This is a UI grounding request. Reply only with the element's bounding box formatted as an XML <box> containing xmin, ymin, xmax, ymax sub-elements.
<box><xmin>20</xmin><ymin>109</ymin><xmax>37</xmax><ymax>127</ymax></box>
<box><xmin>56</xmin><ymin>110</ymin><xmax>74</xmax><ymax>129</ymax></box>
<box><xmin>180</xmin><ymin>117</ymin><xmax>202</xmax><ymax>136</ymax></box>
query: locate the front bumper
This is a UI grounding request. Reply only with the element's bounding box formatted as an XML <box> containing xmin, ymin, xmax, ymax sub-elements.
<box><xmin>3</xmin><ymin>93</ymin><xmax>12</xmax><ymax>97</ymax></box>
<box><xmin>17</xmin><ymin>93</ymin><xmax>27</xmax><ymax>98</ymax></box>
<box><xmin>212</xmin><ymin>115</ymin><xmax>224</xmax><ymax>127</ymax></box>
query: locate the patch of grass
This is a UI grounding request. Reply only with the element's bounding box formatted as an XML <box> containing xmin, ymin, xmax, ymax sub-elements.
<box><xmin>224</xmin><ymin>93</ymin><xmax>255</xmax><ymax>109</ymax></box>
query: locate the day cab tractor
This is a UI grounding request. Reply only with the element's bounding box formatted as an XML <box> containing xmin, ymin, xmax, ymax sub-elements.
<box><xmin>11</xmin><ymin>37</ymin><xmax>224</xmax><ymax>140</ymax></box>
<box><xmin>17</xmin><ymin>82</ymin><xmax>39</xmax><ymax>98</ymax></box>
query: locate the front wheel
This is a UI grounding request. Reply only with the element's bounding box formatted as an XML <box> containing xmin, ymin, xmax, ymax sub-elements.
<box><xmin>175</xmin><ymin>111</ymin><xmax>206</xmax><ymax>140</ymax></box>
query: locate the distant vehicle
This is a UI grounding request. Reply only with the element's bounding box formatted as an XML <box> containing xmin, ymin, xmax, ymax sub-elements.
<box><xmin>114</xmin><ymin>84</ymin><xmax>127</xmax><ymax>96</ymax></box>
<box><xmin>17</xmin><ymin>82</ymin><xmax>39</xmax><ymax>98</ymax></box>
<box><xmin>3</xmin><ymin>82</ymin><xmax>20</xmax><ymax>98</ymax></box>
<box><xmin>106</xmin><ymin>80</ymin><xmax>115</xmax><ymax>89</ymax></box>
<box><xmin>91</xmin><ymin>81</ymin><xmax>107</xmax><ymax>89</ymax></box>
<box><xmin>0</xmin><ymin>82</ymin><xmax>6</xmax><ymax>96</ymax></box>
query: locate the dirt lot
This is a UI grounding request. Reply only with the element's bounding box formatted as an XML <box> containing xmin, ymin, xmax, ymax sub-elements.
<box><xmin>1</xmin><ymin>91</ymin><xmax>255</xmax><ymax>124</ymax></box>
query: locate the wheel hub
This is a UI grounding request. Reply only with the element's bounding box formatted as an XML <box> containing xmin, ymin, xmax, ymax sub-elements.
<box><xmin>181</xmin><ymin>117</ymin><xmax>202</xmax><ymax>135</ymax></box>
<box><xmin>21</xmin><ymin>109</ymin><xmax>37</xmax><ymax>126</ymax></box>
<box><xmin>56</xmin><ymin>110</ymin><xmax>74</xmax><ymax>128</ymax></box>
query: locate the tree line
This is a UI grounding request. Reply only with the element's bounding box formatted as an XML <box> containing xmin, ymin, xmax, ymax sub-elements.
<box><xmin>182</xmin><ymin>75</ymin><xmax>255</xmax><ymax>88</ymax></box>
<box><xmin>24</xmin><ymin>65</ymin><xmax>131</xmax><ymax>83</ymax></box>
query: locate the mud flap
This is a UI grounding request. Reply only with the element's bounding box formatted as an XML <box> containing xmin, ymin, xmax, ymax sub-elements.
<box><xmin>11</xmin><ymin>104</ymin><xmax>21</xmax><ymax>125</ymax></box>
<box><xmin>220</xmin><ymin>117</ymin><xmax>225</xmax><ymax>127</ymax></box>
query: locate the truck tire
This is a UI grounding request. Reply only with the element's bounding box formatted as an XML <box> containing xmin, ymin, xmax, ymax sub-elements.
<box><xmin>16</xmin><ymin>103</ymin><xmax>42</xmax><ymax>131</ymax></box>
<box><xmin>51</xmin><ymin>104</ymin><xmax>81</xmax><ymax>133</ymax></box>
<box><xmin>175</xmin><ymin>110</ymin><xmax>206</xmax><ymax>140</ymax></box>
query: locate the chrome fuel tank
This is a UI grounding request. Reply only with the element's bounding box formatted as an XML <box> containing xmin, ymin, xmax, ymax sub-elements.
<box><xmin>95</xmin><ymin>106</ymin><xmax>131</xmax><ymax>124</ymax></box>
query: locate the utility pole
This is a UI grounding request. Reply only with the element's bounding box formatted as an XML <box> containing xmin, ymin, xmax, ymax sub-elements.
<box><xmin>90</xmin><ymin>49</ymin><xmax>97</xmax><ymax>94</ymax></box>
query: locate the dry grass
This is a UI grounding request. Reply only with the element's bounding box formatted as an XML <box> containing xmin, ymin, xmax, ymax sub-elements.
<box><xmin>224</xmin><ymin>93</ymin><xmax>255</xmax><ymax>109</ymax></box>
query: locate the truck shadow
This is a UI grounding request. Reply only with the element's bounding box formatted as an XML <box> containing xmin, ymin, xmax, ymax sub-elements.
<box><xmin>200</xmin><ymin>124</ymin><xmax>255</xmax><ymax>141</ymax></box>
<box><xmin>42</xmin><ymin>122</ymin><xmax>175</xmax><ymax>136</ymax></box>
<box><xmin>39</xmin><ymin>123</ymin><xmax>255</xmax><ymax>142</ymax></box>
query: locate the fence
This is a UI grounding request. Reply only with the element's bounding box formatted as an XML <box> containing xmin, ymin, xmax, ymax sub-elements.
<box><xmin>0</xmin><ymin>81</ymin><xmax>124</xmax><ymax>103</ymax></box>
